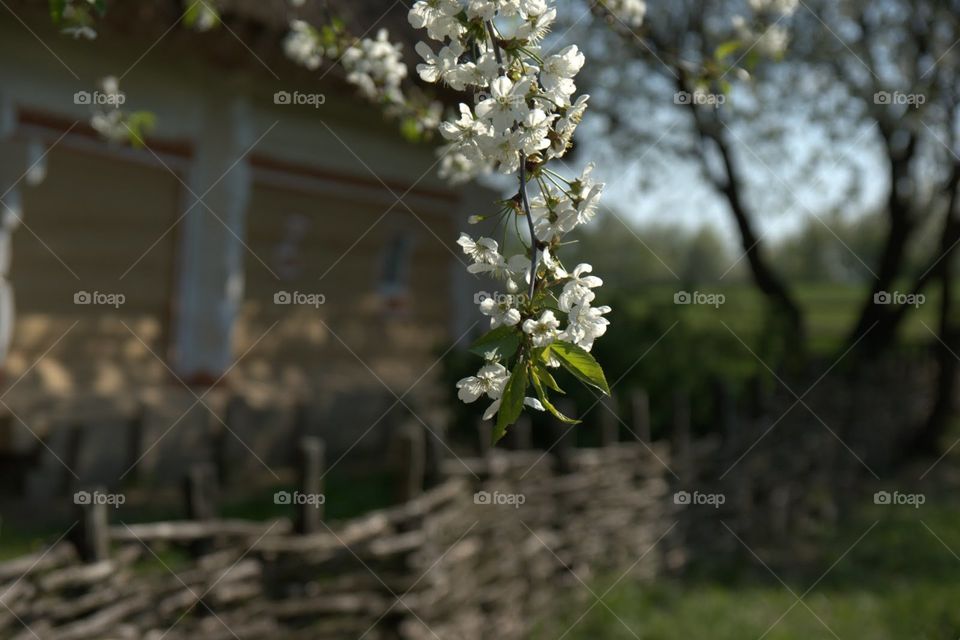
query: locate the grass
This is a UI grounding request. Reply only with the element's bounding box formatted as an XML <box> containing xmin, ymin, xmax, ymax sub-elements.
<box><xmin>621</xmin><ymin>281</ymin><xmax>939</xmax><ymax>355</ymax></box>
<box><xmin>0</xmin><ymin>467</ymin><xmax>396</xmax><ymax>563</ymax></box>
<box><xmin>533</xmin><ymin>499</ymin><xmax>960</xmax><ymax>639</ymax></box>
<box><xmin>0</xmin><ymin>525</ymin><xmax>67</xmax><ymax>562</ymax></box>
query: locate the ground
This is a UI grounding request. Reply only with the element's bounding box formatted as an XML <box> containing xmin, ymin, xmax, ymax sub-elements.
<box><xmin>533</xmin><ymin>462</ymin><xmax>960</xmax><ymax>639</ymax></box>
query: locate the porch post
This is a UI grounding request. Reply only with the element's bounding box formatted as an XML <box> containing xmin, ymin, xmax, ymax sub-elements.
<box><xmin>171</xmin><ymin>94</ymin><xmax>254</xmax><ymax>383</ymax></box>
<box><xmin>0</xmin><ymin>92</ymin><xmax>22</xmax><ymax>376</ymax></box>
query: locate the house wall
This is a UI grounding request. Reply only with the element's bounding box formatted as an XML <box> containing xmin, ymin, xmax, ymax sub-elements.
<box><xmin>0</xmin><ymin>14</ymin><xmax>489</xmax><ymax>483</ymax></box>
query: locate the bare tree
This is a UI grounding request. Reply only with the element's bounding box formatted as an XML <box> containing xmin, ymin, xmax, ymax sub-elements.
<box><xmin>582</xmin><ymin>0</ymin><xmax>960</xmax><ymax>453</ymax></box>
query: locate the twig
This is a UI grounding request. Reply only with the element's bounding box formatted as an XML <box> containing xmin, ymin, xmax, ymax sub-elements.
<box><xmin>518</xmin><ymin>153</ymin><xmax>538</xmax><ymax>301</ymax></box>
<box><xmin>485</xmin><ymin>21</ymin><xmax>538</xmax><ymax>302</ymax></box>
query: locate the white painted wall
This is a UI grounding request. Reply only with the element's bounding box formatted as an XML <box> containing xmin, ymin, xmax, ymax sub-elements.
<box><xmin>0</xmin><ymin>16</ymin><xmax>494</xmax><ymax>382</ymax></box>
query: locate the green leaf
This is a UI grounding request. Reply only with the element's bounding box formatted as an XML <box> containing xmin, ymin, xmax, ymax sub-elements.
<box><xmin>399</xmin><ymin>117</ymin><xmax>422</xmax><ymax>143</ymax></box>
<box><xmin>530</xmin><ymin>367</ymin><xmax>578</xmax><ymax>424</ymax></box>
<box><xmin>184</xmin><ymin>3</ymin><xmax>220</xmax><ymax>30</ymax></box>
<box><xmin>49</xmin><ymin>0</ymin><xmax>67</xmax><ymax>22</ymax></box>
<box><xmin>549</xmin><ymin>341</ymin><xmax>611</xmax><ymax>395</ymax></box>
<box><xmin>493</xmin><ymin>363</ymin><xmax>527</xmax><ymax>443</ymax></box>
<box><xmin>125</xmin><ymin>111</ymin><xmax>156</xmax><ymax>148</ymax></box>
<box><xmin>469</xmin><ymin>325</ymin><xmax>521</xmax><ymax>359</ymax></box>
<box><xmin>532</xmin><ymin>359</ymin><xmax>563</xmax><ymax>394</ymax></box>
<box><xmin>714</xmin><ymin>40</ymin><xmax>742</xmax><ymax>61</ymax></box>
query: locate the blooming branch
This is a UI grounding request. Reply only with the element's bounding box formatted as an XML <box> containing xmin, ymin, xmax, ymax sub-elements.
<box><xmin>404</xmin><ymin>0</ymin><xmax>613</xmax><ymax>440</ymax></box>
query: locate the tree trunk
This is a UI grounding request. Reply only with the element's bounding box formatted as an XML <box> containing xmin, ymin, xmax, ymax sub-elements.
<box><xmin>678</xmin><ymin>72</ymin><xmax>806</xmax><ymax>348</ymax></box>
<box><xmin>901</xmin><ymin>162</ymin><xmax>960</xmax><ymax>458</ymax></box>
<box><xmin>903</xmin><ymin>268</ymin><xmax>958</xmax><ymax>458</ymax></box>
<box><xmin>842</xmin><ymin>129</ymin><xmax>917</xmax><ymax>357</ymax></box>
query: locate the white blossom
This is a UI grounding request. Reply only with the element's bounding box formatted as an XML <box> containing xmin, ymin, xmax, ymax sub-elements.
<box><xmin>415</xmin><ymin>41</ymin><xmax>468</xmax><ymax>88</ymax></box>
<box><xmin>513</xmin><ymin>6</ymin><xmax>557</xmax><ymax>42</ymax></box>
<box><xmin>457</xmin><ymin>362</ymin><xmax>509</xmax><ymax>403</ymax></box>
<box><xmin>559</xmin><ymin>263</ymin><xmax>603</xmax><ymax>312</ymax></box>
<box><xmin>409</xmin><ymin>0</ymin><xmax>465</xmax><ymax>41</ymax></box>
<box><xmin>733</xmin><ymin>16</ymin><xmax>790</xmax><ymax>58</ymax></box>
<box><xmin>561</xmin><ymin>303</ymin><xmax>611</xmax><ymax>351</ymax></box>
<box><xmin>342</xmin><ymin>30</ymin><xmax>408</xmax><ymax>103</ymax></box>
<box><xmin>457</xmin><ymin>233</ymin><xmax>501</xmax><ymax>265</ymax></box>
<box><xmin>284</xmin><ymin>20</ymin><xmax>323</xmax><ymax>70</ymax></box>
<box><xmin>476</xmin><ymin>76</ymin><xmax>532</xmax><ymax>131</ymax></box>
<box><xmin>749</xmin><ymin>0</ymin><xmax>799</xmax><ymax>16</ymax></box>
<box><xmin>550</xmin><ymin>94</ymin><xmax>589</xmax><ymax>158</ymax></box>
<box><xmin>518</xmin><ymin>108</ymin><xmax>554</xmax><ymax>154</ymax></box>
<box><xmin>529</xmin><ymin>187</ymin><xmax>579</xmax><ymax>241</ymax></box>
<box><xmin>604</xmin><ymin>0</ymin><xmax>646</xmax><ymax>27</ymax></box>
<box><xmin>540</xmin><ymin>45</ymin><xmax>584</xmax><ymax>106</ymax></box>
<box><xmin>479</xmin><ymin>296</ymin><xmax>523</xmax><ymax>328</ymax></box>
<box><xmin>522</xmin><ymin>310</ymin><xmax>560</xmax><ymax>347</ymax></box>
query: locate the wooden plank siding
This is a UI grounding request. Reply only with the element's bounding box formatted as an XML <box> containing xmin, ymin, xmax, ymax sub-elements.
<box><xmin>235</xmin><ymin>179</ymin><xmax>456</xmax><ymax>448</ymax></box>
<box><xmin>6</xmin><ymin>144</ymin><xmax>183</xmax><ymax>405</ymax></box>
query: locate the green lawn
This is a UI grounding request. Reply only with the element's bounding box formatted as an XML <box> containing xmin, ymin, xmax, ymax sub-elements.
<box><xmin>0</xmin><ymin>467</ymin><xmax>396</xmax><ymax>562</ymax></box>
<box><xmin>533</xmin><ymin>498</ymin><xmax>960</xmax><ymax>639</ymax></box>
<box><xmin>620</xmin><ymin>281</ymin><xmax>939</xmax><ymax>355</ymax></box>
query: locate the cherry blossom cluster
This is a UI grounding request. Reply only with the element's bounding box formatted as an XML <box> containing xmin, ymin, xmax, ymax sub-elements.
<box><xmin>50</xmin><ymin>0</ymin><xmax>102</xmax><ymax>39</ymax></box>
<box><xmin>86</xmin><ymin>77</ymin><xmax>155</xmax><ymax>148</ymax></box>
<box><xmin>405</xmin><ymin>0</ymin><xmax>614</xmax><ymax>435</ymax></box>
<box><xmin>341</xmin><ymin>30</ymin><xmax>409</xmax><ymax>103</ymax></box>
<box><xmin>282</xmin><ymin>1</ymin><xmax>615</xmax><ymax>436</ymax></box>
<box><xmin>284</xmin><ymin>25</ymin><xmax>407</xmax><ymax>104</ymax></box>
<box><xmin>733</xmin><ymin>0</ymin><xmax>798</xmax><ymax>58</ymax></box>
<box><xmin>283</xmin><ymin>21</ymin><xmax>442</xmax><ymax>137</ymax></box>
<box><xmin>600</xmin><ymin>0</ymin><xmax>647</xmax><ymax>27</ymax></box>
<box><xmin>410</xmin><ymin>3</ymin><xmax>589</xmax><ymax>182</ymax></box>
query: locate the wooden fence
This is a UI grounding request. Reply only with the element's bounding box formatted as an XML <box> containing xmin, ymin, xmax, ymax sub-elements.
<box><xmin>0</xmin><ymin>417</ymin><xmax>676</xmax><ymax>640</ymax></box>
<box><xmin>0</xmin><ymin>357</ymin><xmax>928</xmax><ymax>639</ymax></box>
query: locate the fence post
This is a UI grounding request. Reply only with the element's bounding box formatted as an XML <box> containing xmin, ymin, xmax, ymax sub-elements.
<box><xmin>61</xmin><ymin>424</ymin><xmax>85</xmax><ymax>496</ymax></box>
<box><xmin>124</xmin><ymin>403</ymin><xmax>146</xmax><ymax>484</ymax></box>
<box><xmin>215</xmin><ymin>394</ymin><xmax>248</xmax><ymax>485</ymax></box>
<box><xmin>184</xmin><ymin>463</ymin><xmax>218</xmax><ymax>521</ymax></box>
<box><xmin>390</xmin><ymin>422</ymin><xmax>425</xmax><ymax>504</ymax></box>
<box><xmin>599</xmin><ymin>394</ymin><xmax>620</xmax><ymax>447</ymax></box>
<box><xmin>183</xmin><ymin>463</ymin><xmax>218</xmax><ymax>556</ymax></box>
<box><xmin>75</xmin><ymin>486</ymin><xmax>109</xmax><ymax>563</ymax></box>
<box><xmin>295</xmin><ymin>436</ymin><xmax>325</xmax><ymax>535</ymax></box>
<box><xmin>713</xmin><ymin>378</ymin><xmax>737</xmax><ymax>456</ymax></box>
<box><xmin>553</xmin><ymin>400</ymin><xmax>577</xmax><ymax>473</ymax></box>
<box><xmin>631</xmin><ymin>389</ymin><xmax>651</xmax><ymax>443</ymax></box>
<box><xmin>671</xmin><ymin>390</ymin><xmax>693</xmax><ymax>479</ymax></box>
<box><xmin>422</xmin><ymin>419</ymin><xmax>446</xmax><ymax>489</ymax></box>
